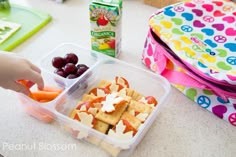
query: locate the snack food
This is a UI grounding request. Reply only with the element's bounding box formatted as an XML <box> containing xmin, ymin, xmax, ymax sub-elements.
<box><xmin>18</xmin><ymin>80</ymin><xmax>64</xmax><ymax>103</ymax></box>
<box><xmin>70</xmin><ymin>76</ymin><xmax>158</xmax><ymax>140</ymax></box>
<box><xmin>19</xmin><ymin>43</ymin><xmax>171</xmax><ymax>157</ymax></box>
<box><xmin>51</xmin><ymin>52</ymin><xmax>89</xmax><ymax>79</ymax></box>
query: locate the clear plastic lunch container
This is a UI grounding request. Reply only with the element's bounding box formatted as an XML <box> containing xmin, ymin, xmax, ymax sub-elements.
<box><xmin>18</xmin><ymin>43</ymin><xmax>171</xmax><ymax>157</ymax></box>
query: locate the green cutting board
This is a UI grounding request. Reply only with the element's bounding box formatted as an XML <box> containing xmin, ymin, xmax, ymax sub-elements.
<box><xmin>0</xmin><ymin>4</ymin><xmax>52</xmax><ymax>51</ymax></box>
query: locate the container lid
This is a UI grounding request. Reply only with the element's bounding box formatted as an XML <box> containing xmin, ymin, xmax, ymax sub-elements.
<box><xmin>149</xmin><ymin>0</ymin><xmax>236</xmax><ymax>85</ymax></box>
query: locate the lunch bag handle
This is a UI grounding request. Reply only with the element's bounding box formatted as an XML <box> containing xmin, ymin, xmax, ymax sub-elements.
<box><xmin>145</xmin><ymin>29</ymin><xmax>236</xmax><ymax>101</ymax></box>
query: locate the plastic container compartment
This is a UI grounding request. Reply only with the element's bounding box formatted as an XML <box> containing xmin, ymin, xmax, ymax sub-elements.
<box><xmin>18</xmin><ymin>70</ymin><xmax>67</xmax><ymax>123</ymax></box>
<box><xmin>18</xmin><ymin>43</ymin><xmax>171</xmax><ymax>157</ymax></box>
<box><xmin>40</xmin><ymin>43</ymin><xmax>101</xmax><ymax>87</ymax></box>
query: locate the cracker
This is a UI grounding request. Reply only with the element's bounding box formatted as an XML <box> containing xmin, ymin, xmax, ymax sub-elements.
<box><xmin>81</xmin><ymin>94</ymin><xmax>103</xmax><ymax>109</ymax></box>
<box><xmin>121</xmin><ymin>111</ymin><xmax>141</xmax><ymax>129</ymax></box>
<box><xmin>86</xmin><ymin>136</ymin><xmax>101</xmax><ymax>146</ymax></box>
<box><xmin>94</xmin><ymin>120</ymin><xmax>110</xmax><ymax>134</ymax></box>
<box><xmin>126</xmin><ymin>88</ymin><xmax>134</xmax><ymax>97</ymax></box>
<box><xmin>93</xmin><ymin>102</ymin><xmax>102</xmax><ymax>109</ymax></box>
<box><xmin>127</xmin><ymin>100</ymin><xmax>152</xmax><ymax>114</ymax></box>
<box><xmin>100</xmin><ymin>141</ymin><xmax>121</xmax><ymax>157</ymax></box>
<box><xmin>128</xmin><ymin>109</ymin><xmax>149</xmax><ymax>123</ymax></box>
<box><xmin>131</xmin><ymin>90</ymin><xmax>144</xmax><ymax>101</ymax></box>
<box><xmin>88</xmin><ymin>107</ymin><xmax>99</xmax><ymax>116</ymax></box>
<box><xmin>70</xmin><ymin>109</ymin><xmax>77</xmax><ymax>119</ymax></box>
<box><xmin>95</xmin><ymin>102</ymin><xmax>128</xmax><ymax>125</ymax></box>
<box><xmin>117</xmin><ymin>93</ymin><xmax>131</xmax><ymax>103</ymax></box>
<box><xmin>118</xmin><ymin>88</ymin><xmax>127</xmax><ymax>97</ymax></box>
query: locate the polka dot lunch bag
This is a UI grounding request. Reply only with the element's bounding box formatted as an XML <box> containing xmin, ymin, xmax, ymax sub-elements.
<box><xmin>142</xmin><ymin>0</ymin><xmax>236</xmax><ymax>126</ymax></box>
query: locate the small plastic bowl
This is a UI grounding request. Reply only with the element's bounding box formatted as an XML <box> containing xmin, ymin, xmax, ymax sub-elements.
<box><xmin>40</xmin><ymin>43</ymin><xmax>102</xmax><ymax>87</ymax></box>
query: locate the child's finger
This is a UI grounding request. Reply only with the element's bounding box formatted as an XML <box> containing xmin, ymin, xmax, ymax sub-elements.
<box><xmin>10</xmin><ymin>81</ymin><xmax>31</xmax><ymax>96</ymax></box>
<box><xmin>26</xmin><ymin>70</ymin><xmax>44</xmax><ymax>90</ymax></box>
<box><xmin>30</xmin><ymin>63</ymin><xmax>42</xmax><ymax>74</ymax></box>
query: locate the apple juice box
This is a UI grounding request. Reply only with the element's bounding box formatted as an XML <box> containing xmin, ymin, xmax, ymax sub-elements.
<box><xmin>89</xmin><ymin>0</ymin><xmax>122</xmax><ymax>57</ymax></box>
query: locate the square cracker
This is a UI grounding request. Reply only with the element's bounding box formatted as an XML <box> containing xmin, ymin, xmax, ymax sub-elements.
<box><xmin>94</xmin><ymin>120</ymin><xmax>110</xmax><ymax>134</ymax></box>
<box><xmin>127</xmin><ymin>100</ymin><xmax>152</xmax><ymax>114</ymax></box>
<box><xmin>126</xmin><ymin>88</ymin><xmax>134</xmax><ymax>97</ymax></box>
<box><xmin>95</xmin><ymin>102</ymin><xmax>128</xmax><ymax>126</ymax></box>
<box><xmin>70</xmin><ymin>109</ymin><xmax>77</xmax><ymax>119</ymax></box>
<box><xmin>126</xmin><ymin>88</ymin><xmax>144</xmax><ymax>101</ymax></box>
<box><xmin>100</xmin><ymin>141</ymin><xmax>121</xmax><ymax>157</ymax></box>
<box><xmin>121</xmin><ymin>111</ymin><xmax>141</xmax><ymax>129</ymax></box>
<box><xmin>131</xmin><ymin>90</ymin><xmax>144</xmax><ymax>101</ymax></box>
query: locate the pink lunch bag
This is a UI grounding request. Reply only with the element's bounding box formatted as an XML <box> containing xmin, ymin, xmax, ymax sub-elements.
<box><xmin>142</xmin><ymin>0</ymin><xmax>236</xmax><ymax>126</ymax></box>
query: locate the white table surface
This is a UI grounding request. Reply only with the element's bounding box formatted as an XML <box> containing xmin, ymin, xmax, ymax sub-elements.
<box><xmin>0</xmin><ymin>0</ymin><xmax>235</xmax><ymax>157</ymax></box>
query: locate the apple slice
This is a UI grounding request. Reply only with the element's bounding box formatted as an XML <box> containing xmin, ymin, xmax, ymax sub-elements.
<box><xmin>139</xmin><ymin>96</ymin><xmax>158</xmax><ymax>107</ymax></box>
<box><xmin>121</xmin><ymin>119</ymin><xmax>137</xmax><ymax>136</ymax></box>
<box><xmin>88</xmin><ymin>87</ymin><xmax>110</xmax><ymax>97</ymax></box>
<box><xmin>76</xmin><ymin>101</ymin><xmax>94</xmax><ymax>110</ymax></box>
<box><xmin>76</xmin><ymin>101</ymin><xmax>98</xmax><ymax>116</ymax></box>
<box><xmin>115</xmin><ymin>76</ymin><xmax>129</xmax><ymax>88</ymax></box>
<box><xmin>108</xmin><ymin>82</ymin><xmax>124</xmax><ymax>92</ymax></box>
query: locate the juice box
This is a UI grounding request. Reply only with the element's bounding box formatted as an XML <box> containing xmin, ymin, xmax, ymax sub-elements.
<box><xmin>89</xmin><ymin>0</ymin><xmax>122</xmax><ymax>57</ymax></box>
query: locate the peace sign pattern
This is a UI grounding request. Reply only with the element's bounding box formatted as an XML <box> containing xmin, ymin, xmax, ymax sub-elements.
<box><xmin>149</xmin><ymin>0</ymin><xmax>236</xmax><ymax>85</ymax></box>
<box><xmin>197</xmin><ymin>95</ymin><xmax>211</xmax><ymax>108</ymax></box>
<box><xmin>142</xmin><ymin>30</ymin><xmax>236</xmax><ymax>126</ymax></box>
<box><xmin>142</xmin><ymin>0</ymin><xmax>236</xmax><ymax>127</ymax></box>
<box><xmin>228</xmin><ymin>113</ymin><xmax>236</xmax><ymax>126</ymax></box>
<box><xmin>226</xmin><ymin>56</ymin><xmax>236</xmax><ymax>65</ymax></box>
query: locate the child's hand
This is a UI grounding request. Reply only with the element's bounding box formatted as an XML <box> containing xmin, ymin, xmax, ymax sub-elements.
<box><xmin>0</xmin><ymin>52</ymin><xmax>44</xmax><ymax>95</ymax></box>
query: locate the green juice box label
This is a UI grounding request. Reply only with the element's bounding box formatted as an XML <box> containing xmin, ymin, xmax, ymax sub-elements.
<box><xmin>89</xmin><ymin>0</ymin><xmax>122</xmax><ymax>57</ymax></box>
